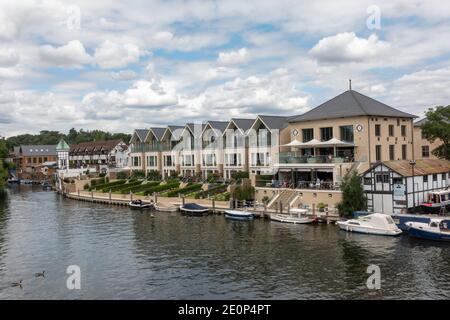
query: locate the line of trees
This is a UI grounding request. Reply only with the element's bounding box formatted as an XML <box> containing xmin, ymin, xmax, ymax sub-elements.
<box><xmin>0</xmin><ymin>139</ymin><xmax>8</xmax><ymax>194</ymax></box>
<box><xmin>5</xmin><ymin>128</ymin><xmax>131</xmax><ymax>150</ymax></box>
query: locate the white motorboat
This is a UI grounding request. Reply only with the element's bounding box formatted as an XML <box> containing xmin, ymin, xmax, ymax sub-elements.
<box><xmin>224</xmin><ymin>210</ymin><xmax>254</xmax><ymax>221</ymax></box>
<box><xmin>154</xmin><ymin>203</ymin><xmax>179</xmax><ymax>212</ymax></box>
<box><xmin>129</xmin><ymin>200</ymin><xmax>155</xmax><ymax>210</ymax></box>
<box><xmin>337</xmin><ymin>213</ymin><xmax>402</xmax><ymax>236</ymax></box>
<box><xmin>270</xmin><ymin>208</ymin><xmax>317</xmax><ymax>224</ymax></box>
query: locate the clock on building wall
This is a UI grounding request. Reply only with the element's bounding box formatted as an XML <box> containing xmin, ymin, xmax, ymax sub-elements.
<box><xmin>292</xmin><ymin>129</ymin><xmax>299</xmax><ymax>137</ymax></box>
<box><xmin>355</xmin><ymin>124</ymin><xmax>364</xmax><ymax>132</ymax></box>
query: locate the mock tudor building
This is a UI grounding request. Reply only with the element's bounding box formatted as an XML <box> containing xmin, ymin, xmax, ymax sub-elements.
<box><xmin>69</xmin><ymin>140</ymin><xmax>128</xmax><ymax>168</ymax></box>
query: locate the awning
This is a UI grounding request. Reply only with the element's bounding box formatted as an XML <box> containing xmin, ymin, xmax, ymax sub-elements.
<box><xmin>282</xmin><ymin>138</ymin><xmax>354</xmax><ymax>148</ymax></box>
<box><xmin>280</xmin><ymin>139</ymin><xmax>304</xmax><ymax>147</ymax></box>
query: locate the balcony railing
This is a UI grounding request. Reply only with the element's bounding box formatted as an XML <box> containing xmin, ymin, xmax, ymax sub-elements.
<box><xmin>130</xmin><ymin>144</ymin><xmax>160</xmax><ymax>153</ymax></box>
<box><xmin>256</xmin><ymin>180</ymin><xmax>341</xmax><ymax>190</ymax></box>
<box><xmin>278</xmin><ymin>153</ymin><xmax>354</xmax><ymax>164</ymax></box>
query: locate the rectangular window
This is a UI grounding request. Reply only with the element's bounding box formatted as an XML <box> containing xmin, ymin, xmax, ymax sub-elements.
<box><xmin>375</xmin><ymin>173</ymin><xmax>389</xmax><ymax>183</ymax></box>
<box><xmin>423</xmin><ymin>175</ymin><xmax>428</xmax><ymax>183</ymax></box>
<box><xmin>442</xmin><ymin>173</ymin><xmax>446</xmax><ymax>180</ymax></box>
<box><xmin>401</xmin><ymin>125</ymin><xmax>407</xmax><ymax>137</ymax></box>
<box><xmin>340</xmin><ymin>125</ymin><xmax>354</xmax><ymax>142</ymax></box>
<box><xmin>320</xmin><ymin>127</ymin><xmax>333</xmax><ymax>141</ymax></box>
<box><xmin>364</xmin><ymin>177</ymin><xmax>372</xmax><ymax>185</ymax></box>
<box><xmin>393</xmin><ymin>177</ymin><xmax>403</xmax><ymax>184</ymax></box>
<box><xmin>375</xmin><ymin>124</ymin><xmax>381</xmax><ymax>136</ymax></box>
<box><xmin>132</xmin><ymin>156</ymin><xmax>140</xmax><ymax>167</ymax></box>
<box><xmin>422</xmin><ymin>146</ymin><xmax>430</xmax><ymax>158</ymax></box>
<box><xmin>147</xmin><ymin>156</ymin><xmax>157</xmax><ymax>167</ymax></box>
<box><xmin>389</xmin><ymin>145</ymin><xmax>395</xmax><ymax>160</ymax></box>
<box><xmin>433</xmin><ymin>174</ymin><xmax>438</xmax><ymax>181</ymax></box>
<box><xmin>302</xmin><ymin>128</ymin><xmax>313</xmax><ymax>142</ymax></box>
<box><xmin>402</xmin><ymin>145</ymin><xmax>407</xmax><ymax>160</ymax></box>
<box><xmin>164</xmin><ymin>155</ymin><xmax>173</xmax><ymax>166</ymax></box>
<box><xmin>388</xmin><ymin>125</ymin><xmax>394</xmax><ymax>136</ymax></box>
<box><xmin>375</xmin><ymin>145</ymin><xmax>382</xmax><ymax>161</ymax></box>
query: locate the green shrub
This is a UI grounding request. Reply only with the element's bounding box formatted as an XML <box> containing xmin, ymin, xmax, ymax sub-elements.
<box><xmin>214</xmin><ymin>192</ymin><xmax>230</xmax><ymax>201</ymax></box>
<box><xmin>116</xmin><ymin>171</ymin><xmax>129</xmax><ymax>180</ymax></box>
<box><xmin>83</xmin><ymin>183</ymin><xmax>89</xmax><ymax>190</ymax></box>
<box><xmin>131</xmin><ymin>170</ymin><xmax>146</xmax><ymax>179</ymax></box>
<box><xmin>163</xmin><ymin>183</ymin><xmax>202</xmax><ymax>197</ymax></box>
<box><xmin>194</xmin><ymin>184</ymin><xmax>227</xmax><ymax>199</ymax></box>
<box><xmin>231</xmin><ymin>185</ymin><xmax>255</xmax><ymax>201</ymax></box>
<box><xmin>147</xmin><ymin>170</ymin><xmax>161</xmax><ymax>181</ymax></box>
<box><xmin>231</xmin><ymin>171</ymin><xmax>249</xmax><ymax>180</ymax></box>
<box><xmin>144</xmin><ymin>181</ymin><xmax>180</xmax><ymax>195</ymax></box>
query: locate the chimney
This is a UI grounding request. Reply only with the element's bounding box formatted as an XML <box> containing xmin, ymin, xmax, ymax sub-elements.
<box><xmin>349</xmin><ymin>79</ymin><xmax>352</xmax><ymax>90</ymax></box>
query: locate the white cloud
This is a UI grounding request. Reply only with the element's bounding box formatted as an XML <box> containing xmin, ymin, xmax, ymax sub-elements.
<box><xmin>94</xmin><ymin>40</ymin><xmax>142</xmax><ymax>69</ymax></box>
<box><xmin>0</xmin><ymin>48</ymin><xmax>20</xmax><ymax>67</ymax></box>
<box><xmin>218</xmin><ymin>48</ymin><xmax>250</xmax><ymax>65</ymax></box>
<box><xmin>39</xmin><ymin>40</ymin><xmax>92</xmax><ymax>67</ymax></box>
<box><xmin>111</xmin><ymin>70</ymin><xmax>138</xmax><ymax>81</ymax></box>
<box><xmin>122</xmin><ymin>79</ymin><xmax>178</xmax><ymax>107</ymax></box>
<box><xmin>310</xmin><ymin>32</ymin><xmax>391</xmax><ymax>63</ymax></box>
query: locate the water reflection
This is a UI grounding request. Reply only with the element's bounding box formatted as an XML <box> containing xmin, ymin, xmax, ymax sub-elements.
<box><xmin>0</xmin><ymin>186</ymin><xmax>449</xmax><ymax>299</ymax></box>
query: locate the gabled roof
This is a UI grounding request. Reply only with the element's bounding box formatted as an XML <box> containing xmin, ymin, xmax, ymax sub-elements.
<box><xmin>20</xmin><ymin>145</ymin><xmax>57</xmax><ymax>156</ymax></box>
<box><xmin>232</xmin><ymin>118</ymin><xmax>255</xmax><ymax>132</ymax></box>
<box><xmin>135</xmin><ymin>129</ymin><xmax>149</xmax><ymax>142</ymax></box>
<box><xmin>147</xmin><ymin>127</ymin><xmax>166</xmax><ymax>141</ymax></box>
<box><xmin>56</xmin><ymin>139</ymin><xmax>70</xmax><ymax>151</ymax></box>
<box><xmin>414</xmin><ymin>118</ymin><xmax>428</xmax><ymax>127</ymax></box>
<box><xmin>288</xmin><ymin>90</ymin><xmax>417</xmax><ymax>123</ymax></box>
<box><xmin>368</xmin><ymin>159</ymin><xmax>450</xmax><ymax>177</ymax></box>
<box><xmin>251</xmin><ymin>115</ymin><xmax>290</xmax><ymax>132</ymax></box>
<box><xmin>184</xmin><ymin>123</ymin><xmax>205</xmax><ymax>138</ymax></box>
<box><xmin>163</xmin><ymin>125</ymin><xmax>184</xmax><ymax>141</ymax></box>
<box><xmin>69</xmin><ymin>140</ymin><xmax>123</xmax><ymax>153</ymax></box>
<box><xmin>203</xmin><ymin>121</ymin><xmax>229</xmax><ymax>137</ymax></box>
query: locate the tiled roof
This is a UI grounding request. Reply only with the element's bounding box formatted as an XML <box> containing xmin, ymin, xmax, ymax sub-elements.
<box><xmin>382</xmin><ymin>159</ymin><xmax>450</xmax><ymax>177</ymax></box>
<box><xmin>289</xmin><ymin>90</ymin><xmax>417</xmax><ymax>122</ymax></box>
<box><xmin>20</xmin><ymin>145</ymin><xmax>56</xmax><ymax>156</ymax></box>
<box><xmin>69</xmin><ymin>140</ymin><xmax>123</xmax><ymax>153</ymax></box>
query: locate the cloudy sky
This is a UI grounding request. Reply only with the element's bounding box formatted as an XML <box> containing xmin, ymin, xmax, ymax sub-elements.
<box><xmin>1</xmin><ymin>0</ymin><xmax>450</xmax><ymax>137</ymax></box>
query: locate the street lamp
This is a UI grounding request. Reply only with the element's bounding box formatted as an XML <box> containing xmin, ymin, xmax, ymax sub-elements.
<box><xmin>409</xmin><ymin>160</ymin><xmax>416</xmax><ymax>209</ymax></box>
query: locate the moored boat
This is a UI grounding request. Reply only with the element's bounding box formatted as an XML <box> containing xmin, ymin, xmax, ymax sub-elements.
<box><xmin>270</xmin><ymin>208</ymin><xmax>317</xmax><ymax>224</ymax></box>
<box><xmin>154</xmin><ymin>202</ymin><xmax>179</xmax><ymax>212</ymax></box>
<box><xmin>337</xmin><ymin>213</ymin><xmax>402</xmax><ymax>236</ymax></box>
<box><xmin>421</xmin><ymin>189</ymin><xmax>450</xmax><ymax>214</ymax></box>
<box><xmin>405</xmin><ymin>219</ymin><xmax>450</xmax><ymax>242</ymax></box>
<box><xmin>180</xmin><ymin>203</ymin><xmax>209</xmax><ymax>216</ymax></box>
<box><xmin>129</xmin><ymin>199</ymin><xmax>155</xmax><ymax>210</ymax></box>
<box><xmin>224</xmin><ymin>210</ymin><xmax>254</xmax><ymax>221</ymax></box>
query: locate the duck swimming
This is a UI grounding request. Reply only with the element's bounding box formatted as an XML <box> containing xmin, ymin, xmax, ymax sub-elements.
<box><xmin>35</xmin><ymin>271</ymin><xmax>45</xmax><ymax>278</ymax></box>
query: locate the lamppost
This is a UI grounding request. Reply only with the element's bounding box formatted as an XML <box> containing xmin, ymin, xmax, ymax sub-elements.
<box><xmin>409</xmin><ymin>159</ymin><xmax>416</xmax><ymax>209</ymax></box>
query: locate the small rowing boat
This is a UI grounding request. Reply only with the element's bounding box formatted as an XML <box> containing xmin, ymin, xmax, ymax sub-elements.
<box><xmin>224</xmin><ymin>210</ymin><xmax>254</xmax><ymax>221</ymax></box>
<box><xmin>129</xmin><ymin>200</ymin><xmax>155</xmax><ymax>210</ymax></box>
<box><xmin>180</xmin><ymin>203</ymin><xmax>209</xmax><ymax>216</ymax></box>
<box><xmin>154</xmin><ymin>202</ymin><xmax>179</xmax><ymax>212</ymax></box>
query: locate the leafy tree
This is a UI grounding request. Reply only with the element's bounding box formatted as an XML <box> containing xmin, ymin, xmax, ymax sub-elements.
<box><xmin>421</xmin><ymin>106</ymin><xmax>450</xmax><ymax>160</ymax></box>
<box><xmin>337</xmin><ymin>171</ymin><xmax>367</xmax><ymax>218</ymax></box>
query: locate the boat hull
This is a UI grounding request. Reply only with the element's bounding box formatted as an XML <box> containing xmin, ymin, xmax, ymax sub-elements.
<box><xmin>154</xmin><ymin>204</ymin><xmax>179</xmax><ymax>212</ymax></box>
<box><xmin>224</xmin><ymin>210</ymin><xmax>254</xmax><ymax>221</ymax></box>
<box><xmin>391</xmin><ymin>214</ymin><xmax>450</xmax><ymax>231</ymax></box>
<box><xmin>336</xmin><ymin>221</ymin><xmax>402</xmax><ymax>236</ymax></box>
<box><xmin>180</xmin><ymin>203</ymin><xmax>209</xmax><ymax>216</ymax></box>
<box><xmin>129</xmin><ymin>202</ymin><xmax>154</xmax><ymax>210</ymax></box>
<box><xmin>270</xmin><ymin>214</ymin><xmax>315</xmax><ymax>224</ymax></box>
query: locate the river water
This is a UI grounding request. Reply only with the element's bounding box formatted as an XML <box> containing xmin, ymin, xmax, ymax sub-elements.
<box><xmin>0</xmin><ymin>186</ymin><xmax>449</xmax><ymax>299</ymax></box>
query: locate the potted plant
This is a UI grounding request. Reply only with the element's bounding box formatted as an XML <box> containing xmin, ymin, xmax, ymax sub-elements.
<box><xmin>317</xmin><ymin>202</ymin><xmax>326</xmax><ymax>212</ymax></box>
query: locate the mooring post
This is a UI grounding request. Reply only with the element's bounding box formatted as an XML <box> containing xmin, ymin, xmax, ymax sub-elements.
<box><xmin>253</xmin><ymin>200</ymin><xmax>256</xmax><ymax>212</ymax></box>
<box><xmin>275</xmin><ymin>202</ymin><xmax>278</xmax><ymax>214</ymax></box>
<box><xmin>264</xmin><ymin>203</ymin><xmax>267</xmax><ymax>218</ymax></box>
<box><xmin>280</xmin><ymin>201</ymin><xmax>283</xmax><ymax>214</ymax></box>
<box><xmin>212</xmin><ymin>198</ymin><xmax>216</xmax><ymax>214</ymax></box>
<box><xmin>182</xmin><ymin>196</ymin><xmax>185</xmax><ymax>206</ymax></box>
<box><xmin>130</xmin><ymin>191</ymin><xmax>133</xmax><ymax>201</ymax></box>
<box><xmin>155</xmin><ymin>194</ymin><xmax>158</xmax><ymax>203</ymax></box>
<box><xmin>235</xmin><ymin>198</ymin><xmax>238</xmax><ymax>209</ymax></box>
<box><xmin>312</xmin><ymin>203</ymin><xmax>316</xmax><ymax>216</ymax></box>
<box><xmin>287</xmin><ymin>204</ymin><xmax>290</xmax><ymax>215</ymax></box>
<box><xmin>91</xmin><ymin>191</ymin><xmax>94</xmax><ymax>200</ymax></box>
<box><xmin>77</xmin><ymin>189</ymin><xmax>80</xmax><ymax>197</ymax></box>
<box><xmin>109</xmin><ymin>190</ymin><xmax>111</xmax><ymax>201</ymax></box>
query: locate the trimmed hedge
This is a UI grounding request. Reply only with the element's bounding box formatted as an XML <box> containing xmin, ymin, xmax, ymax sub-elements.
<box><xmin>93</xmin><ymin>180</ymin><xmax>127</xmax><ymax>191</ymax></box>
<box><xmin>143</xmin><ymin>181</ymin><xmax>181</xmax><ymax>195</ymax></box>
<box><xmin>109</xmin><ymin>180</ymin><xmax>144</xmax><ymax>193</ymax></box>
<box><xmin>194</xmin><ymin>184</ymin><xmax>228</xmax><ymax>199</ymax></box>
<box><xmin>163</xmin><ymin>183</ymin><xmax>202</xmax><ymax>197</ymax></box>
<box><xmin>121</xmin><ymin>181</ymin><xmax>161</xmax><ymax>194</ymax></box>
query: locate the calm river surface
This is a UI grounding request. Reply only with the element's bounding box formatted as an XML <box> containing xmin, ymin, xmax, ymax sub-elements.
<box><xmin>0</xmin><ymin>186</ymin><xmax>449</xmax><ymax>299</ymax></box>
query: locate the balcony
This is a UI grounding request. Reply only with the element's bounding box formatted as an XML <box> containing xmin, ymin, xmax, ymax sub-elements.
<box><xmin>278</xmin><ymin>152</ymin><xmax>354</xmax><ymax>164</ymax></box>
<box><xmin>130</xmin><ymin>144</ymin><xmax>160</xmax><ymax>153</ymax></box>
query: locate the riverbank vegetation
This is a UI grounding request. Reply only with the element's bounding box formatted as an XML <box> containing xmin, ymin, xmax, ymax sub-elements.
<box><xmin>5</xmin><ymin>128</ymin><xmax>131</xmax><ymax>149</ymax></box>
<box><xmin>421</xmin><ymin>106</ymin><xmax>450</xmax><ymax>160</ymax></box>
<box><xmin>0</xmin><ymin>139</ymin><xmax>8</xmax><ymax>196</ymax></box>
<box><xmin>337</xmin><ymin>171</ymin><xmax>367</xmax><ymax>218</ymax></box>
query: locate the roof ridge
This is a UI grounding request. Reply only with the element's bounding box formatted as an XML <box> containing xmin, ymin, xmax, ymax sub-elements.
<box><xmin>349</xmin><ymin>90</ymin><xmax>369</xmax><ymax>115</ymax></box>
